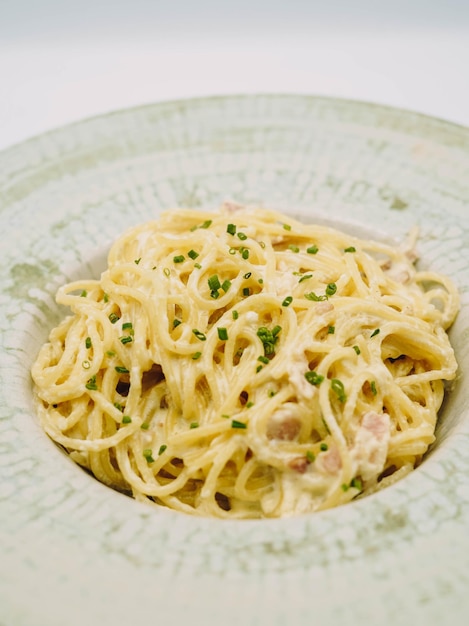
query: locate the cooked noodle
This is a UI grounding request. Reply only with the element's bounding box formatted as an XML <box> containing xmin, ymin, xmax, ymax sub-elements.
<box><xmin>31</xmin><ymin>205</ymin><xmax>459</xmax><ymax>518</ymax></box>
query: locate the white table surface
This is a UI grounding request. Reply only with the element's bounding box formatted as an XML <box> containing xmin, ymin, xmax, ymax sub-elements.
<box><xmin>1</xmin><ymin>0</ymin><xmax>468</xmax><ymax>152</ymax></box>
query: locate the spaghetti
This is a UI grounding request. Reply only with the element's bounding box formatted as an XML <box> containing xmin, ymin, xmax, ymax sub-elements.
<box><xmin>31</xmin><ymin>205</ymin><xmax>459</xmax><ymax>518</ymax></box>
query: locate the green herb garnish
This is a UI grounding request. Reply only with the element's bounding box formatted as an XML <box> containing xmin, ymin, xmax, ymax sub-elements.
<box><xmin>85</xmin><ymin>375</ymin><xmax>98</xmax><ymax>391</ymax></box>
<box><xmin>331</xmin><ymin>378</ymin><xmax>347</xmax><ymax>403</ymax></box>
<box><xmin>231</xmin><ymin>420</ymin><xmax>247</xmax><ymax>429</ymax></box>
<box><xmin>217</xmin><ymin>327</ymin><xmax>228</xmax><ymax>341</ymax></box>
<box><xmin>304</xmin><ymin>371</ymin><xmax>324</xmax><ymax>385</ymax></box>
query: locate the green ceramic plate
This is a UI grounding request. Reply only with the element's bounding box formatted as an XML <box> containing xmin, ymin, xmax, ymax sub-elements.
<box><xmin>1</xmin><ymin>95</ymin><xmax>468</xmax><ymax>626</ymax></box>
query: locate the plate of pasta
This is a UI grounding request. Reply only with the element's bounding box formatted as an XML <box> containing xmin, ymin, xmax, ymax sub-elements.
<box><xmin>1</xmin><ymin>95</ymin><xmax>468</xmax><ymax>625</ymax></box>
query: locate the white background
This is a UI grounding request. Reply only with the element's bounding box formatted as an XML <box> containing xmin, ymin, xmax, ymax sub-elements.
<box><xmin>0</xmin><ymin>0</ymin><xmax>468</xmax><ymax>151</ymax></box>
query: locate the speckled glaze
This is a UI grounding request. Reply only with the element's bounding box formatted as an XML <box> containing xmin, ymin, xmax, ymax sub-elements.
<box><xmin>1</xmin><ymin>95</ymin><xmax>468</xmax><ymax>626</ymax></box>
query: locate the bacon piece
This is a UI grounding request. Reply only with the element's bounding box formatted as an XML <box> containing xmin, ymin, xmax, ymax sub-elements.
<box><xmin>266</xmin><ymin>404</ymin><xmax>301</xmax><ymax>441</ymax></box>
<box><xmin>315</xmin><ymin>301</ymin><xmax>334</xmax><ymax>315</ymax></box>
<box><xmin>321</xmin><ymin>446</ymin><xmax>342</xmax><ymax>474</ymax></box>
<box><xmin>288</xmin><ymin>456</ymin><xmax>308</xmax><ymax>473</ymax></box>
<box><xmin>352</xmin><ymin>411</ymin><xmax>391</xmax><ymax>481</ymax></box>
<box><xmin>362</xmin><ymin>411</ymin><xmax>389</xmax><ymax>440</ymax></box>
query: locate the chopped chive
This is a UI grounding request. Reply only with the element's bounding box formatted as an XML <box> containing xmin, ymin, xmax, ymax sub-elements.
<box><xmin>257</xmin><ymin>355</ymin><xmax>270</xmax><ymax>364</ymax></box>
<box><xmin>143</xmin><ymin>449</ymin><xmax>155</xmax><ymax>463</ymax></box>
<box><xmin>344</xmin><ymin>246</ymin><xmax>356</xmax><ymax>253</ymax></box>
<box><xmin>246</xmin><ymin>401</ymin><xmax>254</xmax><ymax>408</ymax></box>
<box><xmin>192</xmin><ymin>351</ymin><xmax>202</xmax><ymax>360</ymax></box>
<box><xmin>210</xmin><ymin>289</ymin><xmax>220</xmax><ymax>299</ymax></box>
<box><xmin>122</xmin><ymin>322</ymin><xmax>133</xmax><ymax>330</ymax></box>
<box><xmin>351</xmin><ymin>477</ymin><xmax>363</xmax><ymax>490</ymax></box>
<box><xmin>115</xmin><ymin>366</ymin><xmax>129</xmax><ymax>374</ymax></box>
<box><xmin>306</xmin><ymin>451</ymin><xmax>316</xmax><ymax>462</ymax></box>
<box><xmin>283</xmin><ymin>223</ymin><xmax>291</xmax><ymax>231</ymax></box>
<box><xmin>307</xmin><ymin>245</ymin><xmax>319</xmax><ymax>254</ymax></box>
<box><xmin>122</xmin><ymin>415</ymin><xmax>132</xmax><ymax>424</ymax></box>
<box><xmin>85</xmin><ymin>375</ymin><xmax>98</xmax><ymax>391</ymax></box>
<box><xmin>305</xmin><ymin>370</ymin><xmax>324</xmax><ymax>385</ymax></box>
<box><xmin>109</xmin><ymin>312</ymin><xmax>120</xmax><ymax>324</ymax></box>
<box><xmin>190</xmin><ymin>422</ymin><xmax>199</xmax><ymax>429</ymax></box>
<box><xmin>258</xmin><ymin>278</ymin><xmax>264</xmax><ymax>284</ymax></box>
<box><xmin>341</xmin><ymin>483</ymin><xmax>350</xmax><ymax>492</ymax></box>
<box><xmin>331</xmin><ymin>378</ymin><xmax>347</xmax><ymax>403</ymax></box>
<box><xmin>163</xmin><ymin>267</ymin><xmax>171</xmax><ymax>277</ymax></box>
<box><xmin>173</xmin><ymin>318</ymin><xmax>182</xmax><ymax>328</ymax></box>
<box><xmin>192</xmin><ymin>329</ymin><xmax>206</xmax><ymax>341</ymax></box>
<box><xmin>282</xmin><ymin>296</ymin><xmax>293</xmax><ymax>307</ymax></box>
<box><xmin>85</xmin><ymin>336</ymin><xmax>92</xmax><ymax>349</ymax></box>
<box><xmin>241</xmin><ymin>248</ymin><xmax>250</xmax><ymax>260</ymax></box>
<box><xmin>325</xmin><ymin>282</ymin><xmax>337</xmax><ymax>296</ymax></box>
<box><xmin>120</xmin><ymin>336</ymin><xmax>133</xmax><ymax>344</ymax></box>
<box><xmin>237</xmin><ymin>232</ymin><xmax>248</xmax><ymax>241</ymax></box>
<box><xmin>243</xmin><ymin>272</ymin><xmax>252</xmax><ymax>279</ymax></box>
<box><xmin>200</xmin><ymin>220</ymin><xmax>212</xmax><ymax>229</ymax></box>
<box><xmin>231</xmin><ymin>419</ymin><xmax>247</xmax><ymax>429</ymax></box>
<box><xmin>140</xmin><ymin>422</ymin><xmax>150</xmax><ymax>430</ymax></box>
<box><xmin>158</xmin><ymin>444</ymin><xmax>167</xmax><ymax>455</ymax></box>
<box><xmin>114</xmin><ymin>402</ymin><xmax>124</xmax><ymax>412</ymax></box>
<box><xmin>370</xmin><ymin>381</ymin><xmax>377</xmax><ymax>395</ymax></box>
<box><xmin>232</xmin><ymin>310</ymin><xmax>239</xmax><ymax>320</ymax></box>
<box><xmin>208</xmin><ymin>275</ymin><xmax>221</xmax><ymax>291</ymax></box>
<box><xmin>103</xmin><ymin>293</ymin><xmax>109</xmax><ymax>303</ymax></box>
<box><xmin>256</xmin><ymin>364</ymin><xmax>263</xmax><ymax>373</ymax></box>
<box><xmin>221</xmin><ymin>279</ymin><xmax>231</xmax><ymax>292</ymax></box>
<box><xmin>328</xmin><ymin>325</ymin><xmax>335</xmax><ymax>334</ymax></box>
<box><xmin>173</xmin><ymin>254</ymin><xmax>185</xmax><ymax>263</ymax></box>
<box><xmin>188</xmin><ymin>249</ymin><xmax>199</xmax><ymax>259</ymax></box>
<box><xmin>370</xmin><ymin>328</ymin><xmax>380</xmax><ymax>338</ymax></box>
<box><xmin>194</xmin><ymin>262</ymin><xmax>202</xmax><ymax>269</ymax></box>
<box><xmin>320</xmin><ymin>442</ymin><xmax>328</xmax><ymax>451</ymax></box>
<box><xmin>227</xmin><ymin>223</ymin><xmax>236</xmax><ymax>235</ymax></box>
<box><xmin>217</xmin><ymin>327</ymin><xmax>229</xmax><ymax>341</ymax></box>
<box><xmin>242</xmin><ymin>287</ymin><xmax>250</xmax><ymax>296</ymax></box>
<box><xmin>268</xmin><ymin>389</ymin><xmax>276</xmax><ymax>397</ymax></box>
<box><xmin>288</xmin><ymin>244</ymin><xmax>300</xmax><ymax>253</ymax></box>
<box><xmin>229</xmin><ymin>247</ymin><xmax>237</xmax><ymax>255</ymax></box>
<box><xmin>305</xmin><ymin>292</ymin><xmax>327</xmax><ymax>301</ymax></box>
<box><xmin>353</xmin><ymin>345</ymin><xmax>361</xmax><ymax>355</ymax></box>
<box><xmin>82</xmin><ymin>360</ymin><xmax>91</xmax><ymax>369</ymax></box>
<box><xmin>134</xmin><ymin>257</ymin><xmax>141</xmax><ymax>265</ymax></box>
<box><xmin>298</xmin><ymin>274</ymin><xmax>313</xmax><ymax>283</ymax></box>
<box><xmin>106</xmin><ymin>350</ymin><xmax>116</xmax><ymax>358</ymax></box>
<box><xmin>257</xmin><ymin>325</ymin><xmax>281</xmax><ymax>357</ymax></box>
<box><xmin>80</xmin><ymin>290</ymin><xmax>87</xmax><ymax>297</ymax></box>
